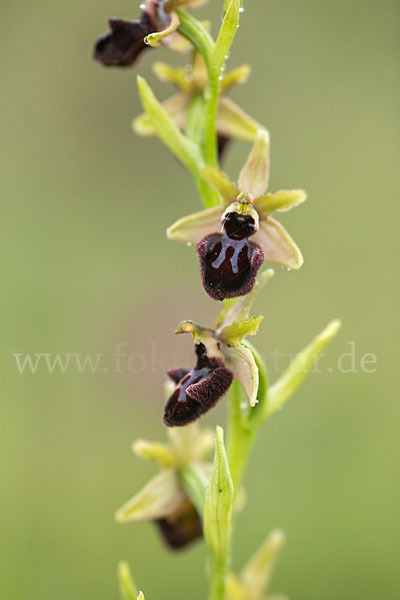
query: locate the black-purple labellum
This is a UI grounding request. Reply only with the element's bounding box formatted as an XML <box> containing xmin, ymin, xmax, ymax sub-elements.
<box><xmin>93</xmin><ymin>1</ymin><xmax>170</xmax><ymax>67</ymax></box>
<box><xmin>163</xmin><ymin>343</ymin><xmax>233</xmax><ymax>427</ymax></box>
<box><xmin>197</xmin><ymin>211</ymin><xmax>264</xmax><ymax>301</ymax></box>
<box><xmin>155</xmin><ymin>499</ymin><xmax>203</xmax><ymax>550</ymax></box>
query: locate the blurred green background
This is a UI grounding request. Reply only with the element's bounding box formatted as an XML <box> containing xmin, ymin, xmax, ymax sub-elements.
<box><xmin>1</xmin><ymin>0</ymin><xmax>399</xmax><ymax>598</ymax></box>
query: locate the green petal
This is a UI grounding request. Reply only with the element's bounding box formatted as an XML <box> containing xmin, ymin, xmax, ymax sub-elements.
<box><xmin>115</xmin><ymin>470</ymin><xmax>184</xmax><ymax>523</ymax></box>
<box><xmin>133</xmin><ymin>93</ymin><xmax>189</xmax><ymax>137</ymax></box>
<box><xmin>166</xmin><ymin>206</ymin><xmax>222</xmax><ymax>244</ymax></box>
<box><xmin>216</xmin><ymin>269</ymin><xmax>274</xmax><ymax>329</ymax></box>
<box><xmin>223</xmin><ymin>344</ymin><xmax>259</xmax><ymax>407</ymax></box>
<box><xmin>217</xmin><ymin>97</ymin><xmax>263</xmax><ymax>141</ymax></box>
<box><xmin>238</xmin><ymin>129</ymin><xmax>270</xmax><ymax>198</ymax></box>
<box><xmin>118</xmin><ymin>562</ymin><xmax>138</xmax><ymax>600</ymax></box>
<box><xmin>241</xmin><ymin>530</ymin><xmax>286</xmax><ymax>599</ymax></box>
<box><xmin>255</xmin><ymin>189</ymin><xmax>307</xmax><ymax>218</ymax></box>
<box><xmin>221</xmin><ymin>65</ymin><xmax>251</xmax><ymax>92</ymax></box>
<box><xmin>204</xmin><ymin>426</ymin><xmax>234</xmax><ymax>566</ymax></box>
<box><xmin>202</xmin><ymin>165</ymin><xmax>238</xmax><ymax>204</ymax></box>
<box><xmin>252</xmin><ymin>217</ymin><xmax>303</xmax><ymax>270</ymax></box>
<box><xmin>264</xmin><ymin>319</ymin><xmax>342</xmax><ymax>419</ymax></box>
<box><xmin>219</xmin><ymin>316</ymin><xmax>264</xmax><ymax>347</ymax></box>
<box><xmin>152</xmin><ymin>61</ymin><xmax>192</xmax><ymax>91</ymax></box>
<box><xmin>132</xmin><ymin>439</ymin><xmax>176</xmax><ymax>469</ymax></box>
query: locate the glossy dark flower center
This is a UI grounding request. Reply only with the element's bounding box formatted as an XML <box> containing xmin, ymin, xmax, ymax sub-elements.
<box><xmin>222</xmin><ymin>211</ymin><xmax>257</xmax><ymax>240</ymax></box>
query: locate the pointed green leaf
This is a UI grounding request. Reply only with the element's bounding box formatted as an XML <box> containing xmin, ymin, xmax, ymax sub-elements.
<box><xmin>133</xmin><ymin>93</ymin><xmax>189</xmax><ymax>137</ymax></box>
<box><xmin>238</xmin><ymin>129</ymin><xmax>270</xmax><ymax>198</ymax></box>
<box><xmin>204</xmin><ymin>426</ymin><xmax>234</xmax><ymax>566</ymax></box>
<box><xmin>118</xmin><ymin>562</ymin><xmax>138</xmax><ymax>600</ymax></box>
<box><xmin>213</xmin><ymin>0</ymin><xmax>241</xmax><ymax>74</ymax></box>
<box><xmin>241</xmin><ymin>530</ymin><xmax>286</xmax><ymax>599</ymax></box>
<box><xmin>115</xmin><ymin>470</ymin><xmax>184</xmax><ymax>523</ymax></box>
<box><xmin>264</xmin><ymin>319</ymin><xmax>342</xmax><ymax>419</ymax></box>
<box><xmin>220</xmin><ymin>317</ymin><xmax>264</xmax><ymax>347</ymax></box>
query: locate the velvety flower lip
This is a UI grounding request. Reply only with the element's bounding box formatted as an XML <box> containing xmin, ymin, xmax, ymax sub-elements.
<box><xmin>163</xmin><ymin>342</ymin><xmax>233</xmax><ymax>427</ymax></box>
<box><xmin>155</xmin><ymin>498</ymin><xmax>203</xmax><ymax>549</ymax></box>
<box><xmin>197</xmin><ymin>226</ymin><xmax>264</xmax><ymax>301</ymax></box>
<box><xmin>93</xmin><ymin>0</ymin><xmax>171</xmax><ymax>68</ymax></box>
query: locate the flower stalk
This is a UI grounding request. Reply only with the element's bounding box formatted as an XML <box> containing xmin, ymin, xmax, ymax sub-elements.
<box><xmin>91</xmin><ymin>2</ymin><xmax>342</xmax><ymax>599</ymax></box>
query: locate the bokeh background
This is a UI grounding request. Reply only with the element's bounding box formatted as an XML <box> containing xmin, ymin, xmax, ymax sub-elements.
<box><xmin>1</xmin><ymin>0</ymin><xmax>399</xmax><ymax>598</ymax></box>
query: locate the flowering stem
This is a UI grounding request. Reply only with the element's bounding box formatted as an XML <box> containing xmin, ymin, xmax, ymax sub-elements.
<box><xmin>227</xmin><ymin>379</ymin><xmax>257</xmax><ymax>490</ymax></box>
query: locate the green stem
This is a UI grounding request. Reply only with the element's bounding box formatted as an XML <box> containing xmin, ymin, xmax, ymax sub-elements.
<box><xmin>227</xmin><ymin>379</ymin><xmax>257</xmax><ymax>490</ymax></box>
<box><xmin>204</xmin><ymin>73</ymin><xmax>220</xmax><ymax>167</ymax></box>
<box><xmin>209</xmin><ymin>561</ymin><xmax>226</xmax><ymax>600</ymax></box>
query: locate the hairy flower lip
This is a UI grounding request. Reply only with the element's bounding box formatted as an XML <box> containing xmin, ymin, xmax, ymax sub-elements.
<box><xmin>197</xmin><ymin>233</ymin><xmax>264</xmax><ymax>301</ymax></box>
<box><xmin>93</xmin><ymin>1</ymin><xmax>171</xmax><ymax>68</ymax></box>
<box><xmin>155</xmin><ymin>498</ymin><xmax>203</xmax><ymax>549</ymax></box>
<box><xmin>163</xmin><ymin>343</ymin><xmax>233</xmax><ymax>427</ymax></box>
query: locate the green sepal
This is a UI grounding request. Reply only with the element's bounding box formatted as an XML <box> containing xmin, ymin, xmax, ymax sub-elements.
<box><xmin>217</xmin><ymin>97</ymin><xmax>264</xmax><ymax>141</ymax></box>
<box><xmin>238</xmin><ymin>129</ymin><xmax>270</xmax><ymax>198</ymax></box>
<box><xmin>115</xmin><ymin>470</ymin><xmax>184</xmax><ymax>523</ymax></box>
<box><xmin>255</xmin><ymin>189</ymin><xmax>307</xmax><ymax>218</ymax></box>
<box><xmin>264</xmin><ymin>319</ymin><xmax>342</xmax><ymax>420</ymax></box>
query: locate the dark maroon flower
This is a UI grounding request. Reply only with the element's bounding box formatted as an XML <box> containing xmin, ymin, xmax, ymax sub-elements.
<box><xmin>93</xmin><ymin>0</ymin><xmax>170</xmax><ymax>67</ymax></box>
<box><xmin>155</xmin><ymin>499</ymin><xmax>203</xmax><ymax>549</ymax></box>
<box><xmin>197</xmin><ymin>210</ymin><xmax>264</xmax><ymax>301</ymax></box>
<box><xmin>163</xmin><ymin>343</ymin><xmax>233</xmax><ymax>427</ymax></box>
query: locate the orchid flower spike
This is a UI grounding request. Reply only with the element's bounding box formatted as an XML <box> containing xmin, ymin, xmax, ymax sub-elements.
<box><xmin>167</xmin><ymin>129</ymin><xmax>306</xmax><ymax>300</ymax></box>
<box><xmin>115</xmin><ymin>423</ymin><xmax>214</xmax><ymax>549</ymax></box>
<box><xmin>134</xmin><ymin>51</ymin><xmax>264</xmax><ymax>160</ymax></box>
<box><xmin>163</xmin><ymin>269</ymin><xmax>274</xmax><ymax>425</ymax></box>
<box><xmin>93</xmin><ymin>0</ymin><xmax>207</xmax><ymax>68</ymax></box>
